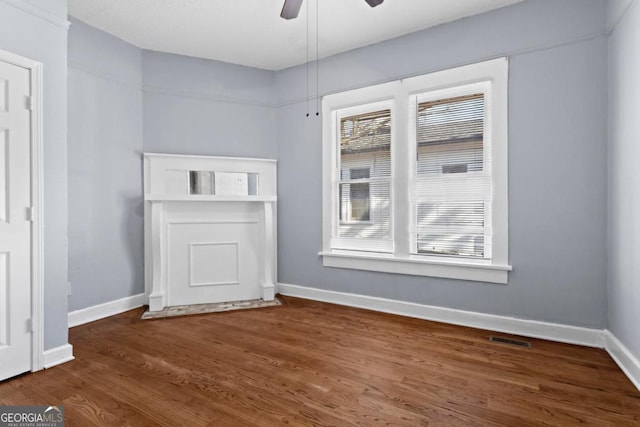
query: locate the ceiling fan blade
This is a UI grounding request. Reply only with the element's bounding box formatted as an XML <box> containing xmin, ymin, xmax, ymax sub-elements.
<box><xmin>365</xmin><ymin>0</ymin><xmax>384</xmax><ymax>6</ymax></box>
<box><xmin>281</xmin><ymin>0</ymin><xmax>303</xmax><ymax>19</ymax></box>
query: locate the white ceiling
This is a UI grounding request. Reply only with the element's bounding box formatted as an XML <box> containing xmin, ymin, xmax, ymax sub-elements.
<box><xmin>68</xmin><ymin>0</ymin><xmax>524</xmax><ymax>71</ymax></box>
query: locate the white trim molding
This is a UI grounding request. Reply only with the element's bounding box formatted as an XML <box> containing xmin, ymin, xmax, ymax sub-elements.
<box><xmin>59</xmin><ymin>285</ymin><xmax>640</xmax><ymax>393</ymax></box>
<box><xmin>320</xmin><ymin>251</ymin><xmax>511</xmax><ymax>284</ymax></box>
<box><xmin>0</xmin><ymin>48</ymin><xmax>45</xmax><ymax>373</ymax></box>
<box><xmin>29</xmin><ymin>59</ymin><xmax>44</xmax><ymax>373</ymax></box>
<box><xmin>278</xmin><ymin>283</ymin><xmax>604</xmax><ymax>348</ymax></box>
<box><xmin>43</xmin><ymin>344</ymin><xmax>74</xmax><ymax>369</ymax></box>
<box><xmin>278</xmin><ymin>283</ymin><xmax>640</xmax><ymax>392</ymax></box>
<box><xmin>604</xmin><ymin>331</ymin><xmax>640</xmax><ymax>392</ymax></box>
<box><xmin>68</xmin><ymin>294</ymin><xmax>146</xmax><ymax>328</ymax></box>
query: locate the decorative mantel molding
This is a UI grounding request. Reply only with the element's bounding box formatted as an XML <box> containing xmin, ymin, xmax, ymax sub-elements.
<box><xmin>144</xmin><ymin>153</ymin><xmax>277</xmax><ymax>311</ymax></box>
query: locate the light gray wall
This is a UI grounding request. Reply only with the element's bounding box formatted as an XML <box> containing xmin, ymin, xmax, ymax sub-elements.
<box><xmin>67</xmin><ymin>0</ymin><xmax>612</xmax><ymax>331</ymax></box>
<box><xmin>142</xmin><ymin>51</ymin><xmax>277</xmax><ymax>158</ymax></box>
<box><xmin>67</xmin><ymin>19</ymin><xmax>144</xmax><ymax>311</ymax></box>
<box><xmin>607</xmin><ymin>0</ymin><xmax>640</xmax><ymax>358</ymax></box>
<box><xmin>0</xmin><ymin>0</ymin><xmax>69</xmax><ymax>349</ymax></box>
<box><xmin>66</xmin><ymin>34</ymin><xmax>279</xmax><ymax>311</ymax></box>
<box><xmin>276</xmin><ymin>0</ymin><xmax>609</xmax><ymax>328</ymax></box>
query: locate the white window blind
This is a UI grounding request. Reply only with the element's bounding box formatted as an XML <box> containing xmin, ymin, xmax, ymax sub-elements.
<box><xmin>334</xmin><ymin>108</ymin><xmax>392</xmax><ymax>252</ymax></box>
<box><xmin>412</xmin><ymin>91</ymin><xmax>492</xmax><ymax>259</ymax></box>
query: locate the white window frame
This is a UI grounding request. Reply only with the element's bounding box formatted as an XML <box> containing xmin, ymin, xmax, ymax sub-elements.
<box><xmin>329</xmin><ymin>99</ymin><xmax>396</xmax><ymax>254</ymax></box>
<box><xmin>409</xmin><ymin>82</ymin><xmax>492</xmax><ymax>260</ymax></box>
<box><xmin>320</xmin><ymin>58</ymin><xmax>512</xmax><ymax>284</ymax></box>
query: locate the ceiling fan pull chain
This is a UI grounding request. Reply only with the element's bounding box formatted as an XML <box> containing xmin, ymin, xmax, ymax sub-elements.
<box><xmin>306</xmin><ymin>0</ymin><xmax>310</xmax><ymax>117</ymax></box>
<box><xmin>316</xmin><ymin>0</ymin><xmax>320</xmax><ymax>117</ymax></box>
<box><xmin>280</xmin><ymin>0</ymin><xmax>384</xmax><ymax>117</ymax></box>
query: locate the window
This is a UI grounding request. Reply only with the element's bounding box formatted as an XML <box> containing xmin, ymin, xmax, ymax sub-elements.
<box><xmin>321</xmin><ymin>58</ymin><xmax>511</xmax><ymax>284</ymax></box>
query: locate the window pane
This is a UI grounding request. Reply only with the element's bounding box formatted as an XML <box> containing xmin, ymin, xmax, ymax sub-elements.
<box><xmin>338</xmin><ymin>181</ymin><xmax>390</xmax><ymax>239</ymax></box>
<box><xmin>339</xmin><ymin>182</ymin><xmax>371</xmax><ymax>222</ymax></box>
<box><xmin>350</xmin><ymin>183</ymin><xmax>370</xmax><ymax>221</ymax></box>
<box><xmin>338</xmin><ymin>108</ymin><xmax>392</xmax><ymax>243</ymax></box>
<box><xmin>417</xmin><ymin>94</ymin><xmax>484</xmax><ymax>175</ymax></box>
<box><xmin>340</xmin><ymin>109</ymin><xmax>391</xmax><ymax>177</ymax></box>
<box><xmin>413</xmin><ymin>93</ymin><xmax>490</xmax><ymax>259</ymax></box>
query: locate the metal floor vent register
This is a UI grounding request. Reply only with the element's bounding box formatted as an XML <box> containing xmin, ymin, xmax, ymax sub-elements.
<box><xmin>489</xmin><ymin>335</ymin><xmax>532</xmax><ymax>348</ymax></box>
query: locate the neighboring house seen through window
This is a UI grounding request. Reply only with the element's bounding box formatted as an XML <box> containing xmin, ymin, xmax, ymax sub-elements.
<box><xmin>344</xmin><ymin>168</ymin><xmax>371</xmax><ymax>222</ymax></box>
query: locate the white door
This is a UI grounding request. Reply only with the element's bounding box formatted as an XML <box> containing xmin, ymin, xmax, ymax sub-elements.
<box><xmin>0</xmin><ymin>59</ymin><xmax>32</xmax><ymax>380</ymax></box>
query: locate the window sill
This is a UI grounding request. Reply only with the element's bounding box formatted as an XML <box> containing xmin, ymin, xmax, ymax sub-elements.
<box><xmin>319</xmin><ymin>250</ymin><xmax>511</xmax><ymax>284</ymax></box>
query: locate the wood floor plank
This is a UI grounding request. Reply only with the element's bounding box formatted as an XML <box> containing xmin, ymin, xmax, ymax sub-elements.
<box><xmin>0</xmin><ymin>296</ymin><xmax>638</xmax><ymax>426</ymax></box>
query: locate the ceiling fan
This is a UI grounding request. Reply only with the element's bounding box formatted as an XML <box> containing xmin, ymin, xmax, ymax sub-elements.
<box><xmin>280</xmin><ymin>0</ymin><xmax>384</xmax><ymax>20</ymax></box>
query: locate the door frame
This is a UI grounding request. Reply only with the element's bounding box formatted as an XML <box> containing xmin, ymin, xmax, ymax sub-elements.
<box><xmin>0</xmin><ymin>48</ymin><xmax>44</xmax><ymax>372</ymax></box>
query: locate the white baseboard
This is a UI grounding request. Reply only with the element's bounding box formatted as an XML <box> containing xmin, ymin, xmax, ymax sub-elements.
<box><xmin>278</xmin><ymin>284</ymin><xmax>640</xmax><ymax>392</ymax></box>
<box><xmin>277</xmin><ymin>283</ymin><xmax>605</xmax><ymax>348</ymax></box>
<box><xmin>68</xmin><ymin>293</ymin><xmax>146</xmax><ymax>328</ymax></box>
<box><xmin>604</xmin><ymin>330</ymin><xmax>640</xmax><ymax>391</ymax></box>
<box><xmin>43</xmin><ymin>344</ymin><xmax>74</xmax><ymax>369</ymax></box>
<box><xmin>61</xmin><ymin>286</ymin><xmax>639</xmax><ymax>393</ymax></box>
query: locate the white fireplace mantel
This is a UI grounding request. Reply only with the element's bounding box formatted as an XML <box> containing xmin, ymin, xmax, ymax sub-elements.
<box><xmin>143</xmin><ymin>153</ymin><xmax>277</xmax><ymax>312</ymax></box>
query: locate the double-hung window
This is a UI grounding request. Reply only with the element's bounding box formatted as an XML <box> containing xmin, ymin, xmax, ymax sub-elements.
<box><xmin>321</xmin><ymin>58</ymin><xmax>511</xmax><ymax>284</ymax></box>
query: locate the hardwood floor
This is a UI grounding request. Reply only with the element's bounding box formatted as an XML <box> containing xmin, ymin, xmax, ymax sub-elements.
<box><xmin>1</xmin><ymin>296</ymin><xmax>639</xmax><ymax>426</ymax></box>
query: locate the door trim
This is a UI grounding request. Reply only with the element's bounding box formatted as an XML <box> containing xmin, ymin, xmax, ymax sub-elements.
<box><xmin>0</xmin><ymin>48</ymin><xmax>44</xmax><ymax>372</ymax></box>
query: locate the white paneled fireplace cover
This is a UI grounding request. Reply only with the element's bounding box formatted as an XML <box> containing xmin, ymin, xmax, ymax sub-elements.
<box><xmin>143</xmin><ymin>153</ymin><xmax>277</xmax><ymax>311</ymax></box>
